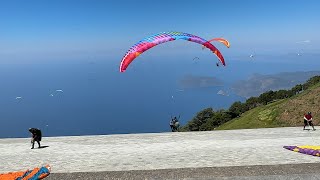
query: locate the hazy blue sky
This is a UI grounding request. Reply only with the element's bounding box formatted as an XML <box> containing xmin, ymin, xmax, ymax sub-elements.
<box><xmin>1</xmin><ymin>0</ymin><xmax>319</xmax><ymax>61</ymax></box>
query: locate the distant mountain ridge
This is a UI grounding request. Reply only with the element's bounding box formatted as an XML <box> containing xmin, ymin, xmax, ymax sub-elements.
<box><xmin>232</xmin><ymin>71</ymin><xmax>320</xmax><ymax>98</ymax></box>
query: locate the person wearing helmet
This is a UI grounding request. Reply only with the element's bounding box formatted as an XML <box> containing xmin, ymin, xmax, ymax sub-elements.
<box><xmin>303</xmin><ymin>112</ymin><xmax>316</xmax><ymax>131</ymax></box>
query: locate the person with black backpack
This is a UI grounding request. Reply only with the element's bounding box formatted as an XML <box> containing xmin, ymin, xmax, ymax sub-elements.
<box><xmin>172</xmin><ymin>115</ymin><xmax>180</xmax><ymax>132</ymax></box>
<box><xmin>29</xmin><ymin>128</ymin><xmax>42</xmax><ymax>149</ymax></box>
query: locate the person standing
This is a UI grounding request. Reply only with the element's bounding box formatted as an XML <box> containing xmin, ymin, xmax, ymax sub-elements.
<box><xmin>172</xmin><ymin>115</ymin><xmax>180</xmax><ymax>132</ymax></box>
<box><xmin>170</xmin><ymin>118</ymin><xmax>175</xmax><ymax>132</ymax></box>
<box><xmin>303</xmin><ymin>112</ymin><xmax>316</xmax><ymax>131</ymax></box>
<box><xmin>29</xmin><ymin>128</ymin><xmax>42</xmax><ymax>149</ymax></box>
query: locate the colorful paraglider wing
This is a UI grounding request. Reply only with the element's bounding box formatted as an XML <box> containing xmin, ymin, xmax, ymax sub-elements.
<box><xmin>120</xmin><ymin>32</ymin><xmax>226</xmax><ymax>72</ymax></box>
<box><xmin>283</xmin><ymin>145</ymin><xmax>320</xmax><ymax>157</ymax></box>
<box><xmin>202</xmin><ymin>38</ymin><xmax>230</xmax><ymax>49</ymax></box>
<box><xmin>208</xmin><ymin>38</ymin><xmax>230</xmax><ymax>48</ymax></box>
<box><xmin>0</xmin><ymin>165</ymin><xmax>51</xmax><ymax>180</ymax></box>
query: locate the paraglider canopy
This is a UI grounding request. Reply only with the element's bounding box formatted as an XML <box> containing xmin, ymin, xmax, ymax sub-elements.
<box><xmin>208</xmin><ymin>38</ymin><xmax>230</xmax><ymax>48</ymax></box>
<box><xmin>193</xmin><ymin>57</ymin><xmax>200</xmax><ymax>61</ymax></box>
<box><xmin>120</xmin><ymin>32</ymin><xmax>226</xmax><ymax>72</ymax></box>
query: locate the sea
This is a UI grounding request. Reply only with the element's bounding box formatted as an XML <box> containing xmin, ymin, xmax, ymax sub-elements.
<box><xmin>0</xmin><ymin>53</ymin><xmax>319</xmax><ymax>138</ymax></box>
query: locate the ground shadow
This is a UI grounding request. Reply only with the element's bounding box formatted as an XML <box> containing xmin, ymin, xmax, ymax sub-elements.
<box><xmin>38</xmin><ymin>146</ymin><xmax>49</xmax><ymax>149</ymax></box>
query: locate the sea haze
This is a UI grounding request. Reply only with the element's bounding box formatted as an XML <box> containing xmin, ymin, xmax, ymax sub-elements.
<box><xmin>0</xmin><ymin>55</ymin><xmax>319</xmax><ymax>138</ymax></box>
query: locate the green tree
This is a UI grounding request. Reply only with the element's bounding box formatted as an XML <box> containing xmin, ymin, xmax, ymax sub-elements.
<box><xmin>245</xmin><ymin>97</ymin><xmax>260</xmax><ymax>109</ymax></box>
<box><xmin>274</xmin><ymin>90</ymin><xmax>290</xmax><ymax>99</ymax></box>
<box><xmin>198</xmin><ymin>110</ymin><xmax>232</xmax><ymax>131</ymax></box>
<box><xmin>229</xmin><ymin>101</ymin><xmax>247</xmax><ymax>117</ymax></box>
<box><xmin>258</xmin><ymin>90</ymin><xmax>275</xmax><ymax>105</ymax></box>
<box><xmin>291</xmin><ymin>84</ymin><xmax>303</xmax><ymax>94</ymax></box>
<box><xmin>183</xmin><ymin>108</ymin><xmax>215</xmax><ymax>131</ymax></box>
<box><xmin>304</xmin><ymin>76</ymin><xmax>320</xmax><ymax>89</ymax></box>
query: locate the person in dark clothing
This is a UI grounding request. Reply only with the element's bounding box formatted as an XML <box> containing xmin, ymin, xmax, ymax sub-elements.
<box><xmin>29</xmin><ymin>128</ymin><xmax>42</xmax><ymax>149</ymax></box>
<box><xmin>303</xmin><ymin>112</ymin><xmax>316</xmax><ymax>131</ymax></box>
<box><xmin>170</xmin><ymin>118</ymin><xmax>175</xmax><ymax>132</ymax></box>
<box><xmin>171</xmin><ymin>115</ymin><xmax>180</xmax><ymax>132</ymax></box>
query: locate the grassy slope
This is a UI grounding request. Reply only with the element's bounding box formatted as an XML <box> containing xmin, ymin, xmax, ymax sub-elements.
<box><xmin>217</xmin><ymin>83</ymin><xmax>320</xmax><ymax>130</ymax></box>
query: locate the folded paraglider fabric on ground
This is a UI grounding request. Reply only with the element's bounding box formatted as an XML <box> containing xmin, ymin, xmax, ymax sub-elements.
<box><xmin>0</xmin><ymin>165</ymin><xmax>51</xmax><ymax>180</ymax></box>
<box><xmin>283</xmin><ymin>145</ymin><xmax>320</xmax><ymax>157</ymax></box>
